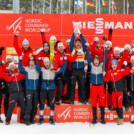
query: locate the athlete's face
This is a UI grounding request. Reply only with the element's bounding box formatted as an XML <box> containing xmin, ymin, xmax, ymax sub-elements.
<box><xmin>106</xmin><ymin>43</ymin><xmax>112</xmax><ymax>51</ymax></box>
<box><xmin>9</xmin><ymin>64</ymin><xmax>15</xmax><ymax>72</ymax></box>
<box><xmin>93</xmin><ymin>59</ymin><xmax>100</xmax><ymax>66</ymax></box>
<box><xmin>131</xmin><ymin>59</ymin><xmax>134</xmax><ymax>66</ymax></box>
<box><xmin>75</xmin><ymin>41</ymin><xmax>81</xmax><ymax>49</ymax></box>
<box><xmin>44</xmin><ymin>62</ymin><xmax>50</xmax><ymax>69</ymax></box>
<box><xmin>23</xmin><ymin>44</ymin><xmax>29</xmax><ymax>51</ymax></box>
<box><xmin>114</xmin><ymin>50</ymin><xmax>120</xmax><ymax>58</ymax></box>
<box><xmin>6</xmin><ymin>58</ymin><xmax>12</xmax><ymax>64</ymax></box>
<box><xmin>112</xmin><ymin>63</ymin><xmax>118</xmax><ymax>70</ymax></box>
<box><xmin>29</xmin><ymin>61</ymin><xmax>35</xmax><ymax>67</ymax></box>
<box><xmin>43</xmin><ymin>45</ymin><xmax>49</xmax><ymax>53</ymax></box>
<box><xmin>58</xmin><ymin>46</ymin><xmax>64</xmax><ymax>53</ymax></box>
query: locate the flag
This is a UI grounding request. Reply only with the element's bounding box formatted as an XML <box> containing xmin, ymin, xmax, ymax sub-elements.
<box><xmin>100</xmin><ymin>0</ymin><xmax>108</xmax><ymax>6</ymax></box>
<box><xmin>112</xmin><ymin>0</ymin><xmax>117</xmax><ymax>10</ymax></box>
<box><xmin>86</xmin><ymin>0</ymin><xmax>94</xmax><ymax>6</ymax></box>
<box><xmin>75</xmin><ymin>0</ymin><xmax>83</xmax><ymax>7</ymax></box>
<box><xmin>127</xmin><ymin>0</ymin><xmax>129</xmax><ymax>13</ymax></box>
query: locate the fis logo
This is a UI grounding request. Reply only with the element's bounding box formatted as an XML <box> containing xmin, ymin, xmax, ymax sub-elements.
<box><xmin>6</xmin><ymin>17</ymin><xmax>22</xmax><ymax>33</ymax></box>
<box><xmin>58</xmin><ymin>107</ymin><xmax>71</xmax><ymax>120</ymax></box>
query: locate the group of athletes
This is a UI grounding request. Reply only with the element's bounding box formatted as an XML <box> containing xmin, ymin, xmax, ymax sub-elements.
<box><xmin>0</xmin><ymin>27</ymin><xmax>134</xmax><ymax>126</ymax></box>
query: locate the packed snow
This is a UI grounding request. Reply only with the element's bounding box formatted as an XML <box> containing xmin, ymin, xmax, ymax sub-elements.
<box><xmin>0</xmin><ymin>114</ymin><xmax>134</xmax><ymax>134</ymax></box>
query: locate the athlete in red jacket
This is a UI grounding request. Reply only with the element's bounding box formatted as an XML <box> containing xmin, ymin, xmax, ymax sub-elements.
<box><xmin>104</xmin><ymin>60</ymin><xmax>130</xmax><ymax>125</ymax></box>
<box><xmin>36</xmin><ymin>29</ymin><xmax>50</xmax><ymax>67</ymax></box>
<box><xmin>90</xmin><ymin>28</ymin><xmax>113</xmax><ymax>62</ymax></box>
<box><xmin>14</xmin><ymin>31</ymin><xmax>35</xmax><ymax>67</ymax></box>
<box><xmin>53</xmin><ymin>42</ymin><xmax>77</xmax><ymax>104</ymax></box>
<box><xmin>0</xmin><ymin>62</ymin><xmax>25</xmax><ymax>125</ymax></box>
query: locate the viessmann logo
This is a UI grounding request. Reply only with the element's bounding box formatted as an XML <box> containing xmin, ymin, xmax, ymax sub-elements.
<box><xmin>58</xmin><ymin>107</ymin><xmax>71</xmax><ymax>120</ymax></box>
<box><xmin>6</xmin><ymin>17</ymin><xmax>22</xmax><ymax>33</ymax></box>
<box><xmin>73</xmin><ymin>18</ymin><xmax>133</xmax><ymax>34</ymax></box>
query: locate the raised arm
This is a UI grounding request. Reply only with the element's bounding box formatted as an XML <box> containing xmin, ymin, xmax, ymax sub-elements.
<box><xmin>85</xmin><ymin>47</ymin><xmax>92</xmax><ymax>66</ymax></box>
<box><xmin>70</xmin><ymin>33</ymin><xmax>75</xmax><ymax>52</ymax></box>
<box><xmin>80</xmin><ymin>34</ymin><xmax>86</xmax><ymax>52</ymax></box>
<box><xmin>18</xmin><ymin>60</ymin><xmax>26</xmax><ymax>74</ymax></box>
<box><xmin>107</xmin><ymin>28</ymin><xmax>113</xmax><ymax>41</ymax></box>
<box><xmin>40</xmin><ymin>29</ymin><xmax>46</xmax><ymax>44</ymax></box>
<box><xmin>13</xmin><ymin>32</ymin><xmax>21</xmax><ymax>56</ymax></box>
<box><xmin>36</xmin><ymin>61</ymin><xmax>42</xmax><ymax>74</ymax></box>
<box><xmin>103</xmin><ymin>48</ymin><xmax>108</xmax><ymax>66</ymax></box>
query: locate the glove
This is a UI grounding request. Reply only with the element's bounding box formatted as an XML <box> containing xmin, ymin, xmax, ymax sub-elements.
<box><xmin>85</xmin><ymin>42</ymin><xmax>89</xmax><ymax>47</ymax></box>
<box><xmin>102</xmin><ymin>36</ymin><xmax>107</xmax><ymax>41</ymax></box>
<box><xmin>103</xmin><ymin>44</ymin><xmax>107</xmax><ymax>48</ymax></box>
<box><xmin>41</xmin><ymin>29</ymin><xmax>45</xmax><ymax>33</ymax></box>
<box><xmin>103</xmin><ymin>71</ymin><xmax>106</xmax><ymax>77</ymax></box>
<box><xmin>123</xmin><ymin>61</ymin><xmax>127</xmax><ymax>66</ymax></box>
<box><xmin>109</xmin><ymin>28</ymin><xmax>113</xmax><ymax>34</ymax></box>
<box><xmin>74</xmin><ymin>28</ymin><xmax>81</xmax><ymax>35</ymax></box>
<box><xmin>19</xmin><ymin>56</ymin><xmax>23</xmax><ymax>61</ymax></box>
<box><xmin>63</xmin><ymin>57</ymin><xmax>67</xmax><ymax>61</ymax></box>
<box><xmin>38</xmin><ymin>57</ymin><xmax>42</xmax><ymax>62</ymax></box>
<box><xmin>0</xmin><ymin>47</ymin><xmax>4</xmax><ymax>55</ymax></box>
<box><xmin>51</xmin><ymin>69</ymin><xmax>56</xmax><ymax>73</ymax></box>
<box><xmin>94</xmin><ymin>37</ymin><xmax>99</xmax><ymax>42</ymax></box>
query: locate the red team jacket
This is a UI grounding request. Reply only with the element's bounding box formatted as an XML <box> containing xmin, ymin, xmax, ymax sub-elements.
<box><xmin>53</xmin><ymin>50</ymin><xmax>77</xmax><ymax>71</ymax></box>
<box><xmin>107</xmin><ymin>50</ymin><xmax>128</xmax><ymax>71</ymax></box>
<box><xmin>13</xmin><ymin>36</ymin><xmax>35</xmax><ymax>67</ymax></box>
<box><xmin>0</xmin><ymin>66</ymin><xmax>25</xmax><ymax>93</ymax></box>
<box><xmin>104</xmin><ymin>67</ymin><xmax>129</xmax><ymax>92</ymax></box>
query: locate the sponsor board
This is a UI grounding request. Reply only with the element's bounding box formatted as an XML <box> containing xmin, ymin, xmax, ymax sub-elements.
<box><xmin>56</xmin><ymin>104</ymin><xmax>93</xmax><ymax>123</ymax></box>
<box><xmin>17</xmin><ymin>105</ymin><xmax>133</xmax><ymax>123</ymax></box>
<box><xmin>6</xmin><ymin>47</ymin><xmax>17</xmax><ymax>54</ymax></box>
<box><xmin>98</xmin><ymin>109</ymin><xmax>131</xmax><ymax>122</ymax></box>
<box><xmin>1</xmin><ymin>14</ymin><xmax>134</xmax><ymax>57</ymax></box>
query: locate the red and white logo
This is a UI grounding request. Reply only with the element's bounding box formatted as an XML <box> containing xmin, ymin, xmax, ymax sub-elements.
<box><xmin>58</xmin><ymin>107</ymin><xmax>71</xmax><ymax>120</ymax></box>
<box><xmin>6</xmin><ymin>17</ymin><xmax>22</xmax><ymax>33</ymax></box>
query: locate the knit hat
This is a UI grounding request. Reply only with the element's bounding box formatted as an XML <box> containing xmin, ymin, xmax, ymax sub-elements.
<box><xmin>9</xmin><ymin>62</ymin><xmax>15</xmax><ymax>68</ymax></box>
<box><xmin>66</xmin><ymin>38</ymin><xmax>71</xmax><ymax>43</ymax></box>
<box><xmin>124</xmin><ymin>44</ymin><xmax>131</xmax><ymax>49</ymax></box>
<box><xmin>111</xmin><ymin>60</ymin><xmax>118</xmax><ymax>66</ymax></box>
<box><xmin>75</xmin><ymin>37</ymin><xmax>82</xmax><ymax>43</ymax></box>
<box><xmin>43</xmin><ymin>57</ymin><xmax>50</xmax><ymax>63</ymax></box>
<box><xmin>57</xmin><ymin>42</ymin><xmax>64</xmax><ymax>49</ymax></box>
<box><xmin>106</xmin><ymin>40</ymin><xmax>112</xmax><ymax>46</ymax></box>
<box><xmin>29</xmin><ymin>57</ymin><xmax>35</xmax><ymax>63</ymax></box>
<box><xmin>93</xmin><ymin>55</ymin><xmax>100</xmax><ymax>61</ymax></box>
<box><xmin>22</xmin><ymin>38</ymin><xmax>29</xmax><ymax>46</ymax></box>
<box><xmin>114</xmin><ymin>47</ymin><xmax>120</xmax><ymax>53</ymax></box>
<box><xmin>6</xmin><ymin>55</ymin><xmax>13</xmax><ymax>60</ymax></box>
<box><xmin>43</xmin><ymin>42</ymin><xmax>49</xmax><ymax>47</ymax></box>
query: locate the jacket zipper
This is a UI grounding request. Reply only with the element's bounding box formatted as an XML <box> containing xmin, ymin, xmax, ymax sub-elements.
<box><xmin>34</xmin><ymin>70</ymin><xmax>36</xmax><ymax>90</ymax></box>
<box><xmin>47</xmin><ymin>70</ymin><xmax>49</xmax><ymax>90</ymax></box>
<box><xmin>112</xmin><ymin>73</ymin><xmax>117</xmax><ymax>92</ymax></box>
<box><xmin>131</xmin><ymin>72</ymin><xmax>133</xmax><ymax>92</ymax></box>
<box><xmin>96</xmin><ymin>67</ymin><xmax>97</xmax><ymax>85</ymax></box>
<box><xmin>14</xmin><ymin>73</ymin><xmax>19</xmax><ymax>92</ymax></box>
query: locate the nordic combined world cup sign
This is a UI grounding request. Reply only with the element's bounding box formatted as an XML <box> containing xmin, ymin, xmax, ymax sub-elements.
<box><xmin>0</xmin><ymin>14</ymin><xmax>134</xmax><ymax>50</ymax></box>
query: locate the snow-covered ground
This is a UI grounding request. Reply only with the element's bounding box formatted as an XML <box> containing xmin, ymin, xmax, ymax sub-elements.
<box><xmin>0</xmin><ymin>114</ymin><xmax>134</xmax><ymax>134</ymax></box>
